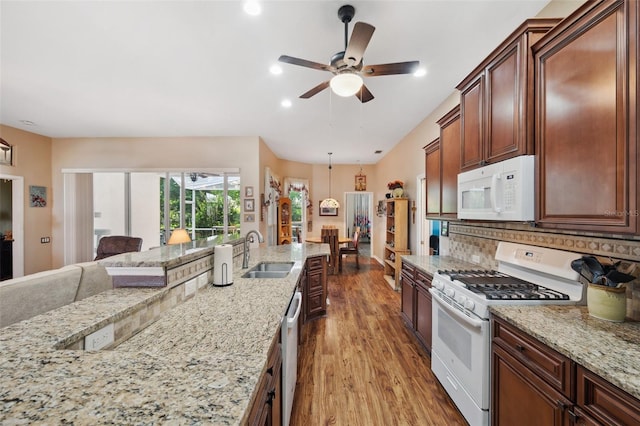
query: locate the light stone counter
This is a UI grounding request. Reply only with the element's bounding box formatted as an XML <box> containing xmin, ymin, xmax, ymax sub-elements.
<box><xmin>491</xmin><ymin>305</ymin><xmax>640</xmax><ymax>401</ymax></box>
<box><xmin>0</xmin><ymin>243</ymin><xmax>330</xmax><ymax>425</ymax></box>
<box><xmin>401</xmin><ymin>254</ymin><xmax>477</xmax><ymax>277</ymax></box>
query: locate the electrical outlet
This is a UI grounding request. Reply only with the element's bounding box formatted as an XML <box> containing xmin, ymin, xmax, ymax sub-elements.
<box><xmin>471</xmin><ymin>255</ymin><xmax>480</xmax><ymax>264</ymax></box>
<box><xmin>84</xmin><ymin>323</ymin><xmax>114</xmax><ymax>351</ymax></box>
<box><xmin>40</xmin><ymin>237</ymin><xmax>50</xmax><ymax>244</ymax></box>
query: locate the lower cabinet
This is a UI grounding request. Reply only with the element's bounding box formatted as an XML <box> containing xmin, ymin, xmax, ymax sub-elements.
<box><xmin>304</xmin><ymin>256</ymin><xmax>327</xmax><ymax>322</ymax></box>
<box><xmin>492</xmin><ymin>316</ymin><xmax>640</xmax><ymax>426</ymax></box>
<box><xmin>400</xmin><ymin>261</ymin><xmax>433</xmax><ymax>354</ymax></box>
<box><xmin>247</xmin><ymin>333</ymin><xmax>282</xmax><ymax>426</ymax></box>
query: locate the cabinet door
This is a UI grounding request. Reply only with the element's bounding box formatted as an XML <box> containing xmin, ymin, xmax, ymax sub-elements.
<box><xmin>535</xmin><ymin>0</ymin><xmax>638</xmax><ymax>233</ymax></box>
<box><xmin>485</xmin><ymin>39</ymin><xmax>524</xmax><ymax>163</ymax></box>
<box><xmin>400</xmin><ymin>268</ymin><xmax>415</xmax><ymax>328</ymax></box>
<box><xmin>425</xmin><ymin>139</ymin><xmax>441</xmax><ymax>217</ymax></box>
<box><xmin>460</xmin><ymin>76</ymin><xmax>483</xmax><ymax>171</ymax></box>
<box><xmin>439</xmin><ymin>105</ymin><xmax>461</xmax><ymax>217</ymax></box>
<box><xmin>414</xmin><ymin>283</ymin><xmax>432</xmax><ymax>353</ymax></box>
<box><xmin>492</xmin><ymin>345</ymin><xmax>571</xmax><ymax>426</ymax></box>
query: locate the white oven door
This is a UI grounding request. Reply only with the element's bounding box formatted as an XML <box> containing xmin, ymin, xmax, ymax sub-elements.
<box><xmin>430</xmin><ymin>289</ymin><xmax>490</xmax><ymax>426</ymax></box>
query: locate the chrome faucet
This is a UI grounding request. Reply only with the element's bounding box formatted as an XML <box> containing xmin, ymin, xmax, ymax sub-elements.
<box><xmin>242</xmin><ymin>230</ymin><xmax>264</xmax><ymax>269</ymax></box>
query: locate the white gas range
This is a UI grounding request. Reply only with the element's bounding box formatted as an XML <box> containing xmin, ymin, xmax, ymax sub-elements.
<box><xmin>430</xmin><ymin>242</ymin><xmax>586</xmax><ymax>426</ymax></box>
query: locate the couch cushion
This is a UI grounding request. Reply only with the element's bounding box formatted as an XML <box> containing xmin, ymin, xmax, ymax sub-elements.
<box><xmin>0</xmin><ymin>265</ymin><xmax>81</xmax><ymax>328</ymax></box>
<box><xmin>74</xmin><ymin>262</ymin><xmax>113</xmax><ymax>301</ymax></box>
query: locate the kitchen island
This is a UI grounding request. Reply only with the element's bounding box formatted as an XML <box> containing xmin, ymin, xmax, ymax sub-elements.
<box><xmin>0</xmin><ymin>242</ymin><xmax>329</xmax><ymax>424</ymax></box>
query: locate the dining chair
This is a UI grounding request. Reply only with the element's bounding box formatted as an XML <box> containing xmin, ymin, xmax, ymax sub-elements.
<box><xmin>321</xmin><ymin>227</ymin><xmax>339</xmax><ymax>275</ymax></box>
<box><xmin>339</xmin><ymin>230</ymin><xmax>360</xmax><ymax>272</ymax></box>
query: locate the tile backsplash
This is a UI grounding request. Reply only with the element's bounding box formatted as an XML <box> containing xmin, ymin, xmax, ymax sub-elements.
<box><xmin>448</xmin><ymin>223</ymin><xmax>640</xmax><ymax>321</ymax></box>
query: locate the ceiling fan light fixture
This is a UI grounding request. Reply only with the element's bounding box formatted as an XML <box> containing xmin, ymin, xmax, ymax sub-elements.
<box><xmin>330</xmin><ymin>73</ymin><xmax>363</xmax><ymax>97</ymax></box>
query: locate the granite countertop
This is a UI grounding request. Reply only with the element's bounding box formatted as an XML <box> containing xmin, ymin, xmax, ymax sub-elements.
<box><xmin>0</xmin><ymin>243</ymin><xmax>330</xmax><ymax>425</ymax></box>
<box><xmin>491</xmin><ymin>305</ymin><xmax>640</xmax><ymax>400</ymax></box>
<box><xmin>401</xmin><ymin>254</ymin><xmax>477</xmax><ymax>276</ymax></box>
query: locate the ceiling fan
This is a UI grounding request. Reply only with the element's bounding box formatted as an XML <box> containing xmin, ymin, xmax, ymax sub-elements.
<box><xmin>278</xmin><ymin>4</ymin><xmax>419</xmax><ymax>103</ymax></box>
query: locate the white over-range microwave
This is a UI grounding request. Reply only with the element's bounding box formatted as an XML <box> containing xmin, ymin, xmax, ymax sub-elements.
<box><xmin>457</xmin><ymin>155</ymin><xmax>535</xmax><ymax>221</ymax></box>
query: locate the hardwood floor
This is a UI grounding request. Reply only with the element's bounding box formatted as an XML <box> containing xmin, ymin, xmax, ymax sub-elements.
<box><xmin>290</xmin><ymin>257</ymin><xmax>468</xmax><ymax>425</ymax></box>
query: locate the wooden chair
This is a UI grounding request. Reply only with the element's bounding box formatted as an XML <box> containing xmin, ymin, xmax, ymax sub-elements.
<box><xmin>339</xmin><ymin>230</ymin><xmax>360</xmax><ymax>272</ymax></box>
<box><xmin>321</xmin><ymin>227</ymin><xmax>339</xmax><ymax>275</ymax></box>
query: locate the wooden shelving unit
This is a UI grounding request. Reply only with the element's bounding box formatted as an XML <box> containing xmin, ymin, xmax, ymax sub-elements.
<box><xmin>383</xmin><ymin>197</ymin><xmax>409</xmax><ymax>290</ymax></box>
<box><xmin>278</xmin><ymin>197</ymin><xmax>292</xmax><ymax>245</ymax></box>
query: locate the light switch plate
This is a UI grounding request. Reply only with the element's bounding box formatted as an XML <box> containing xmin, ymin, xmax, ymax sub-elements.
<box><xmin>471</xmin><ymin>255</ymin><xmax>480</xmax><ymax>264</ymax></box>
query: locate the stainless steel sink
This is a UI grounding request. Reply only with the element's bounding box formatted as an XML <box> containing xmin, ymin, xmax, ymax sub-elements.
<box><xmin>242</xmin><ymin>262</ymin><xmax>294</xmax><ymax>279</ymax></box>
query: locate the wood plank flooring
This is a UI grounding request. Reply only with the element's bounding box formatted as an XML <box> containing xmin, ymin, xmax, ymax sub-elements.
<box><xmin>290</xmin><ymin>257</ymin><xmax>468</xmax><ymax>425</ymax></box>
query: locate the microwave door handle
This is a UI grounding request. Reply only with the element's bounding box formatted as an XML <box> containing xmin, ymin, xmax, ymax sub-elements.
<box><xmin>490</xmin><ymin>173</ymin><xmax>501</xmax><ymax>213</ymax></box>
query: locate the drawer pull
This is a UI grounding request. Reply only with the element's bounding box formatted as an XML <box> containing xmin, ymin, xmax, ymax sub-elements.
<box><xmin>515</xmin><ymin>344</ymin><xmax>526</xmax><ymax>352</ymax></box>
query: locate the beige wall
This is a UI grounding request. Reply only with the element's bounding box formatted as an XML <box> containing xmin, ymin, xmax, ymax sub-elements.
<box><xmin>0</xmin><ymin>125</ymin><xmax>53</xmax><ymax>274</ymax></box>
<box><xmin>370</xmin><ymin>92</ymin><xmax>460</xmax><ymax>261</ymax></box>
<box><xmin>51</xmin><ymin>136</ymin><xmax>261</xmax><ymax>267</ymax></box>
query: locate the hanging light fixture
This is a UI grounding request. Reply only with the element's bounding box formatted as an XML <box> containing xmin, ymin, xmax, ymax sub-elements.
<box><xmin>320</xmin><ymin>152</ymin><xmax>340</xmax><ymax>208</ymax></box>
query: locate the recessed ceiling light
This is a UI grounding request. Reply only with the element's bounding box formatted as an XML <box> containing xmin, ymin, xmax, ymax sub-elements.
<box><xmin>281</xmin><ymin>99</ymin><xmax>292</xmax><ymax>108</ymax></box>
<box><xmin>270</xmin><ymin>64</ymin><xmax>282</xmax><ymax>75</ymax></box>
<box><xmin>243</xmin><ymin>1</ymin><xmax>262</xmax><ymax>16</ymax></box>
<box><xmin>414</xmin><ymin>68</ymin><xmax>427</xmax><ymax>77</ymax></box>
<box><xmin>19</xmin><ymin>120</ymin><xmax>36</xmax><ymax>126</ymax></box>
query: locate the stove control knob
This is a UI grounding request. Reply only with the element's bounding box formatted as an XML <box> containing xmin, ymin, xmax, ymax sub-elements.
<box><xmin>433</xmin><ymin>280</ymin><xmax>444</xmax><ymax>290</ymax></box>
<box><xmin>444</xmin><ymin>288</ymin><xmax>455</xmax><ymax>298</ymax></box>
<box><xmin>464</xmin><ymin>299</ymin><xmax>475</xmax><ymax>310</ymax></box>
<box><xmin>455</xmin><ymin>294</ymin><xmax>466</xmax><ymax>305</ymax></box>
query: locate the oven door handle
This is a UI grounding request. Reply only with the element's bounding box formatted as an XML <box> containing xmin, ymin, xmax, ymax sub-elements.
<box><xmin>429</xmin><ymin>288</ymin><xmax>485</xmax><ymax>329</ymax></box>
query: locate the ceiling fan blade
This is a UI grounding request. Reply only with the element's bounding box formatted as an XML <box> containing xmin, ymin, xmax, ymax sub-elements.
<box><xmin>355</xmin><ymin>85</ymin><xmax>374</xmax><ymax>103</ymax></box>
<box><xmin>300</xmin><ymin>81</ymin><xmax>331</xmax><ymax>99</ymax></box>
<box><xmin>278</xmin><ymin>55</ymin><xmax>332</xmax><ymax>72</ymax></box>
<box><xmin>362</xmin><ymin>61</ymin><xmax>420</xmax><ymax>76</ymax></box>
<box><xmin>344</xmin><ymin>22</ymin><xmax>375</xmax><ymax>66</ymax></box>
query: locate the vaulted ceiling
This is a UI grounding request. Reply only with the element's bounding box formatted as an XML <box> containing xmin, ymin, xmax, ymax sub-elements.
<box><xmin>1</xmin><ymin>1</ymin><xmax>552</xmax><ymax>164</ymax></box>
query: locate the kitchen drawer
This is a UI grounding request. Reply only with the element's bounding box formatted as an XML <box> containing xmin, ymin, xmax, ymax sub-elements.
<box><xmin>493</xmin><ymin>318</ymin><xmax>574</xmax><ymax>399</ymax></box>
<box><xmin>401</xmin><ymin>261</ymin><xmax>416</xmax><ymax>276</ymax></box>
<box><xmin>415</xmin><ymin>270</ymin><xmax>432</xmax><ymax>288</ymax></box>
<box><xmin>576</xmin><ymin>365</ymin><xmax>640</xmax><ymax>426</ymax></box>
<box><xmin>307</xmin><ymin>271</ymin><xmax>323</xmax><ymax>292</ymax></box>
<box><xmin>307</xmin><ymin>257</ymin><xmax>324</xmax><ymax>271</ymax></box>
<box><xmin>306</xmin><ymin>290</ymin><xmax>325</xmax><ymax>318</ymax></box>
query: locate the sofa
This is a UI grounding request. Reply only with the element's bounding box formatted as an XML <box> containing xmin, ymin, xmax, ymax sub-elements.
<box><xmin>0</xmin><ymin>262</ymin><xmax>113</xmax><ymax>328</ymax></box>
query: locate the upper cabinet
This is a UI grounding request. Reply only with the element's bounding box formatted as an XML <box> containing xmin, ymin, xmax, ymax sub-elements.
<box><xmin>425</xmin><ymin>105</ymin><xmax>460</xmax><ymax>219</ymax></box>
<box><xmin>533</xmin><ymin>0</ymin><xmax>638</xmax><ymax>234</ymax></box>
<box><xmin>457</xmin><ymin>19</ymin><xmax>560</xmax><ymax>172</ymax></box>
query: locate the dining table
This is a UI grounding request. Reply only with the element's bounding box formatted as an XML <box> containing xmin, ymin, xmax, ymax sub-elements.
<box><xmin>305</xmin><ymin>236</ymin><xmax>352</xmax><ymax>244</ymax></box>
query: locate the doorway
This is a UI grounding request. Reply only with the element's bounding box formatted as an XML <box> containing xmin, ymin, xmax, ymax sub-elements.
<box><xmin>0</xmin><ymin>174</ymin><xmax>24</xmax><ymax>278</ymax></box>
<box><xmin>344</xmin><ymin>192</ymin><xmax>373</xmax><ymax>257</ymax></box>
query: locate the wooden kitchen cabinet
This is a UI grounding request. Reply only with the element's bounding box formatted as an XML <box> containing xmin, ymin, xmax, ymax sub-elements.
<box><xmin>384</xmin><ymin>198</ymin><xmax>410</xmax><ymax>289</ymax></box>
<box><xmin>457</xmin><ymin>19</ymin><xmax>559</xmax><ymax>172</ymax></box>
<box><xmin>400</xmin><ymin>261</ymin><xmax>416</xmax><ymax>329</ymax></box>
<box><xmin>425</xmin><ymin>105</ymin><xmax>460</xmax><ymax>220</ymax></box>
<box><xmin>492</xmin><ymin>316</ymin><xmax>640</xmax><ymax>426</ymax></box>
<box><xmin>424</xmin><ymin>138</ymin><xmax>441</xmax><ymax>217</ymax></box>
<box><xmin>492</xmin><ymin>316</ymin><xmax>574</xmax><ymax>425</ymax></box>
<box><xmin>400</xmin><ymin>261</ymin><xmax>433</xmax><ymax>354</ymax></box>
<box><xmin>533</xmin><ymin>0</ymin><xmax>639</xmax><ymax>234</ymax></box>
<box><xmin>304</xmin><ymin>256</ymin><xmax>327</xmax><ymax>322</ymax></box>
<box><xmin>247</xmin><ymin>332</ymin><xmax>282</xmax><ymax>426</ymax></box>
<box><xmin>414</xmin><ymin>270</ymin><xmax>433</xmax><ymax>353</ymax></box>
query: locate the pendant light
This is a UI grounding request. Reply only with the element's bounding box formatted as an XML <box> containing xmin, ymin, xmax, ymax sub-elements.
<box><xmin>320</xmin><ymin>152</ymin><xmax>340</xmax><ymax>208</ymax></box>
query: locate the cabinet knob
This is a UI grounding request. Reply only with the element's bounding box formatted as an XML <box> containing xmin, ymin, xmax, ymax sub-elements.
<box><xmin>515</xmin><ymin>344</ymin><xmax>525</xmax><ymax>352</ymax></box>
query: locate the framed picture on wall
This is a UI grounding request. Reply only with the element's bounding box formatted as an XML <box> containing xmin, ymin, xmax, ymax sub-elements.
<box><xmin>244</xmin><ymin>213</ymin><xmax>255</xmax><ymax>222</ymax></box>
<box><xmin>441</xmin><ymin>221</ymin><xmax>449</xmax><ymax>237</ymax></box>
<box><xmin>319</xmin><ymin>205</ymin><xmax>338</xmax><ymax>216</ymax></box>
<box><xmin>245</xmin><ymin>186</ymin><xmax>254</xmax><ymax>197</ymax></box>
<box><xmin>29</xmin><ymin>185</ymin><xmax>47</xmax><ymax>207</ymax></box>
<box><xmin>244</xmin><ymin>199</ymin><xmax>255</xmax><ymax>212</ymax></box>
